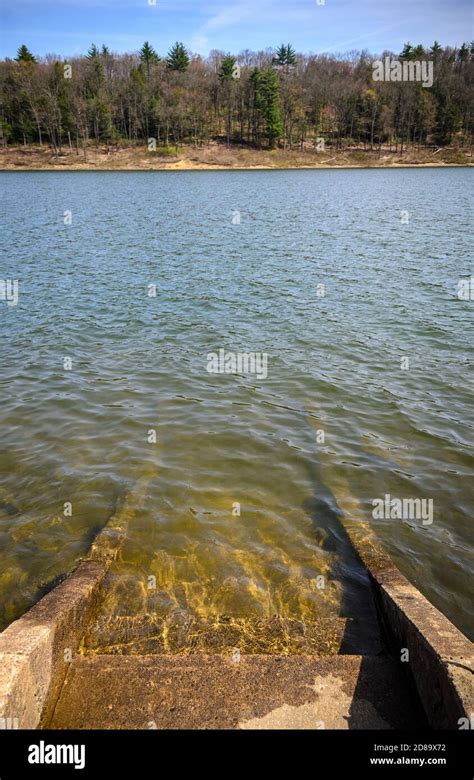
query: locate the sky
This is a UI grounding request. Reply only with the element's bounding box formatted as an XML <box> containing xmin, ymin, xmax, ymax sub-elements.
<box><xmin>0</xmin><ymin>0</ymin><xmax>472</xmax><ymax>60</ymax></box>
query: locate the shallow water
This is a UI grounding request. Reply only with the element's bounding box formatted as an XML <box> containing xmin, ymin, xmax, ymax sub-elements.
<box><xmin>0</xmin><ymin>168</ymin><xmax>472</xmax><ymax>641</ymax></box>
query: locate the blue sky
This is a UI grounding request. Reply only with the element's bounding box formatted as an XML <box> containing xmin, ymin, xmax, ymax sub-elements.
<box><xmin>0</xmin><ymin>0</ymin><xmax>472</xmax><ymax>59</ymax></box>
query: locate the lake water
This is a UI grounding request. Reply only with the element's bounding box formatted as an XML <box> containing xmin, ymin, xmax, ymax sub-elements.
<box><xmin>0</xmin><ymin>168</ymin><xmax>472</xmax><ymax>643</ymax></box>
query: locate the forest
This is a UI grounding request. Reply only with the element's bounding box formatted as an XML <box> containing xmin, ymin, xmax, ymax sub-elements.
<box><xmin>1</xmin><ymin>40</ymin><xmax>472</xmax><ymax>155</ymax></box>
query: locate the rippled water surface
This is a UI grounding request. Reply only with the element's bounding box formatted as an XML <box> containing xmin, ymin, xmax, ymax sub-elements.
<box><xmin>0</xmin><ymin>169</ymin><xmax>472</xmax><ymax>641</ymax></box>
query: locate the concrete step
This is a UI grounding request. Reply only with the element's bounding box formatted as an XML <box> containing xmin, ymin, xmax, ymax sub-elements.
<box><xmin>82</xmin><ymin>612</ymin><xmax>382</xmax><ymax>656</ymax></box>
<box><xmin>49</xmin><ymin>654</ymin><xmax>424</xmax><ymax>730</ymax></box>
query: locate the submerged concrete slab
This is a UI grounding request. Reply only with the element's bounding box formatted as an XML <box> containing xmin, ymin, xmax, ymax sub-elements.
<box><xmin>49</xmin><ymin>654</ymin><xmax>423</xmax><ymax>730</ymax></box>
<box><xmin>83</xmin><ymin>613</ymin><xmax>381</xmax><ymax>656</ymax></box>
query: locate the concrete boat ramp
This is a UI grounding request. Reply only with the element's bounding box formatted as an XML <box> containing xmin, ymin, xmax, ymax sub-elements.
<box><xmin>0</xmin><ymin>501</ymin><xmax>472</xmax><ymax>730</ymax></box>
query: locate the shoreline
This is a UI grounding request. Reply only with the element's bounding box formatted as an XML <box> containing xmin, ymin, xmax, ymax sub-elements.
<box><xmin>1</xmin><ymin>143</ymin><xmax>472</xmax><ymax>172</ymax></box>
<box><xmin>1</xmin><ymin>163</ymin><xmax>472</xmax><ymax>172</ymax></box>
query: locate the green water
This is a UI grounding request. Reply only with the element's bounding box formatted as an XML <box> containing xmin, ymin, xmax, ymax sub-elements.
<box><xmin>0</xmin><ymin>169</ymin><xmax>472</xmax><ymax>641</ymax></box>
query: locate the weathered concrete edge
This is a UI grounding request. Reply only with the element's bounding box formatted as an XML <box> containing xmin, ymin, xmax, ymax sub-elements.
<box><xmin>0</xmin><ymin>479</ymin><xmax>150</xmax><ymax>729</ymax></box>
<box><xmin>0</xmin><ymin>559</ymin><xmax>108</xmax><ymax>728</ymax></box>
<box><xmin>0</xmin><ymin>517</ymin><xmax>129</xmax><ymax>729</ymax></box>
<box><xmin>341</xmin><ymin>520</ymin><xmax>473</xmax><ymax>729</ymax></box>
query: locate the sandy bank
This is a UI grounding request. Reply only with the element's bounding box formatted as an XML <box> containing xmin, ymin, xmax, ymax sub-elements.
<box><xmin>1</xmin><ymin>143</ymin><xmax>472</xmax><ymax>171</ymax></box>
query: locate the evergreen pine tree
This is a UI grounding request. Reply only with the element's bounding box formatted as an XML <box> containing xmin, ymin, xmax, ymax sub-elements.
<box><xmin>218</xmin><ymin>54</ymin><xmax>237</xmax><ymax>81</ymax></box>
<box><xmin>458</xmin><ymin>43</ymin><xmax>470</xmax><ymax>63</ymax></box>
<box><xmin>140</xmin><ymin>41</ymin><xmax>160</xmax><ymax>78</ymax></box>
<box><xmin>251</xmin><ymin>67</ymin><xmax>282</xmax><ymax>148</ymax></box>
<box><xmin>140</xmin><ymin>41</ymin><xmax>160</xmax><ymax>66</ymax></box>
<box><xmin>87</xmin><ymin>44</ymin><xmax>100</xmax><ymax>60</ymax></box>
<box><xmin>218</xmin><ymin>55</ymin><xmax>238</xmax><ymax>145</ymax></box>
<box><xmin>400</xmin><ymin>43</ymin><xmax>415</xmax><ymax>60</ymax></box>
<box><xmin>273</xmin><ymin>43</ymin><xmax>297</xmax><ymax>68</ymax></box>
<box><xmin>15</xmin><ymin>45</ymin><xmax>37</xmax><ymax>63</ymax></box>
<box><xmin>166</xmin><ymin>42</ymin><xmax>189</xmax><ymax>72</ymax></box>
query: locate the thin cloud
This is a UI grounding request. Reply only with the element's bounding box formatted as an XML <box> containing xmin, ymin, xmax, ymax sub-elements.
<box><xmin>202</xmin><ymin>0</ymin><xmax>273</xmax><ymax>31</ymax></box>
<box><xmin>323</xmin><ymin>21</ymin><xmax>409</xmax><ymax>54</ymax></box>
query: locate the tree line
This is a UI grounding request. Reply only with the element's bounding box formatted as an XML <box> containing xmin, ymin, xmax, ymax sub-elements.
<box><xmin>1</xmin><ymin>40</ymin><xmax>472</xmax><ymax>155</ymax></box>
